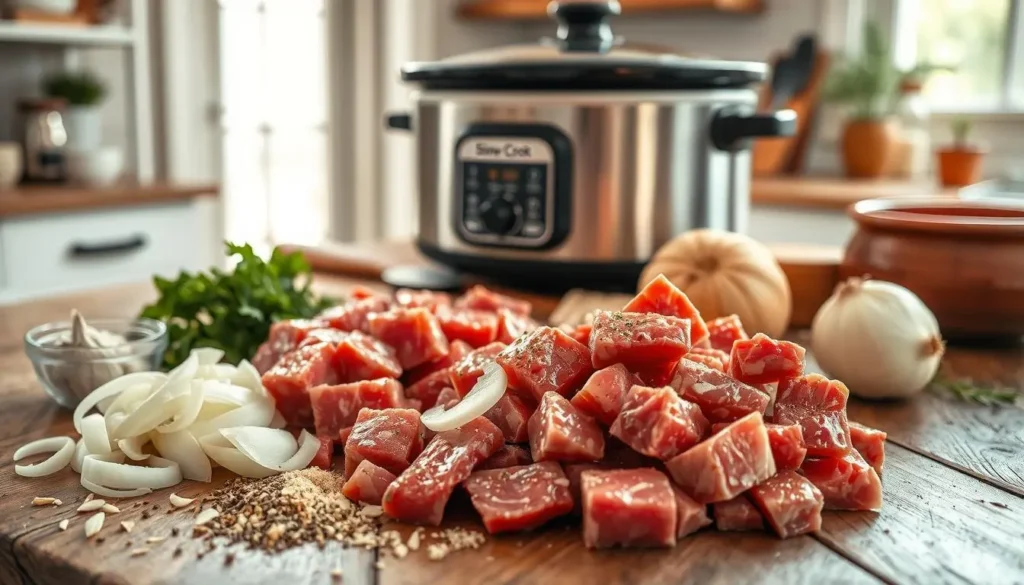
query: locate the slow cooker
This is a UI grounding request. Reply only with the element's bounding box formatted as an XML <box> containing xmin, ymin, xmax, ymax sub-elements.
<box><xmin>387</xmin><ymin>0</ymin><xmax>795</xmax><ymax>292</ymax></box>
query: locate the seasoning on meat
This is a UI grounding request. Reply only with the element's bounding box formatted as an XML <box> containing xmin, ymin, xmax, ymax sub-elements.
<box><xmin>395</xmin><ymin>289</ymin><xmax>452</xmax><ymax>311</ymax></box>
<box><xmin>252</xmin><ymin>318</ymin><xmax>329</xmax><ymax>374</ymax></box>
<box><xmin>434</xmin><ymin>307</ymin><xmax>500</xmax><ymax>348</ymax></box>
<box><xmin>496</xmin><ymin>327</ymin><xmax>593</xmax><ymax>402</ymax></box>
<box><xmin>800</xmin><ymin>449</ymin><xmax>883</xmax><ymax>511</ymax></box>
<box><xmin>671</xmin><ymin>485</ymin><xmax>712</xmax><ymax>538</ymax></box>
<box><xmin>687</xmin><ymin>346</ymin><xmax>730</xmax><ymax>372</ymax></box>
<box><xmin>624</xmin><ymin>274</ymin><xmax>710</xmax><ymax>345</ymax></box>
<box><xmin>262</xmin><ymin>342</ymin><xmax>339</xmax><ymax>427</ymax></box>
<box><xmin>570</xmin><ymin>364</ymin><xmax>634</xmax><ymax>426</ymax></box>
<box><xmin>406</xmin><ymin>370</ymin><xmax>455</xmax><ymax>411</ymax></box>
<box><xmin>343</xmin><ymin>407</ymin><xmax>424</xmax><ymax>478</ymax></box>
<box><xmin>713</xmin><ymin>496</ymin><xmax>766</xmax><ymax>532</ymax></box>
<box><xmin>477</xmin><ymin>444</ymin><xmax>532</xmax><ymax>471</ymax></box>
<box><xmin>450</xmin><ymin>342</ymin><xmax>507</xmax><ymax>397</ymax></box>
<box><xmin>404</xmin><ymin>340</ymin><xmax>472</xmax><ymax>386</ymax></box>
<box><xmin>670</xmin><ymin>358</ymin><xmax>769</xmax><ymax>423</ymax></box>
<box><xmin>706</xmin><ymin>314</ymin><xmax>749</xmax><ymax>354</ymax></box>
<box><xmin>483</xmin><ymin>393</ymin><xmax>533</xmax><ymax>443</ymax></box>
<box><xmin>609</xmin><ymin>385</ymin><xmax>708</xmax><ymax>460</ymax></box>
<box><xmin>581</xmin><ymin>468</ymin><xmax>677</xmax><ymax>549</ymax></box>
<box><xmin>368</xmin><ymin>307</ymin><xmax>450</xmax><ymax>369</ymax></box>
<box><xmin>589</xmin><ymin>310</ymin><xmax>691</xmax><ymax>372</ymax></box>
<box><xmin>496</xmin><ymin>309</ymin><xmax>540</xmax><ymax>344</ymax></box>
<box><xmin>341</xmin><ymin>460</ymin><xmax>397</xmax><ymax>505</ymax></box>
<box><xmin>310</xmin><ymin>378</ymin><xmax>406</xmax><ymax>440</ymax></box>
<box><xmin>528</xmin><ymin>392</ymin><xmax>605</xmax><ymax>463</ymax></box>
<box><xmin>749</xmin><ymin>471</ymin><xmax>824</xmax><ymax>538</ymax></box>
<box><xmin>463</xmin><ymin>462</ymin><xmax>573</xmax><ymax>534</ymax></box>
<box><xmin>382</xmin><ymin>416</ymin><xmax>503</xmax><ymax>525</ymax></box>
<box><xmin>849</xmin><ymin>422</ymin><xmax>887</xmax><ymax>473</ymax></box>
<box><xmin>773</xmin><ymin>373</ymin><xmax>852</xmax><ymax>457</ymax></box>
<box><xmin>666</xmin><ymin>412</ymin><xmax>776</xmax><ymax>503</ymax></box>
<box><xmin>728</xmin><ymin>333</ymin><xmax>806</xmax><ymax>385</ymax></box>
<box><xmin>455</xmin><ymin>285</ymin><xmax>532</xmax><ymax>316</ymax></box>
<box><xmin>331</xmin><ymin>330</ymin><xmax>403</xmax><ymax>383</ymax></box>
<box><xmin>765</xmin><ymin>423</ymin><xmax>807</xmax><ymax>471</ymax></box>
<box><xmin>569</xmin><ymin>323</ymin><xmax>592</xmax><ymax>346</ymax></box>
<box><xmin>318</xmin><ymin>296</ymin><xmax>392</xmax><ymax>333</ymax></box>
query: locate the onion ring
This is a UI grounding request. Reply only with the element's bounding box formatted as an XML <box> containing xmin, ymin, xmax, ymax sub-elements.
<box><xmin>81</xmin><ymin>413</ymin><xmax>113</xmax><ymax>455</ymax></box>
<box><xmin>81</xmin><ymin>454</ymin><xmax>182</xmax><ymax>490</ymax></box>
<box><xmin>421</xmin><ymin>362</ymin><xmax>507</xmax><ymax>432</ymax></box>
<box><xmin>73</xmin><ymin>372</ymin><xmax>166</xmax><ymax>433</ymax></box>
<box><xmin>13</xmin><ymin>436</ymin><xmax>75</xmax><ymax>478</ymax></box>
<box><xmin>155</xmin><ymin>379</ymin><xmax>206</xmax><ymax>434</ymax></box>
<box><xmin>151</xmin><ymin>430</ymin><xmax>212</xmax><ymax>483</ymax></box>
<box><xmin>80</xmin><ymin>477</ymin><xmax>152</xmax><ymax>499</ymax></box>
<box><xmin>187</xmin><ymin>396</ymin><xmax>275</xmax><ymax>439</ymax></box>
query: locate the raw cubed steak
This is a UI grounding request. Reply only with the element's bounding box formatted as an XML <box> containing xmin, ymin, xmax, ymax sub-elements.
<box><xmin>343</xmin><ymin>407</ymin><xmax>423</xmax><ymax>478</ymax></box>
<box><xmin>477</xmin><ymin>444</ymin><xmax>532</xmax><ymax>471</ymax></box>
<box><xmin>435</xmin><ymin>306</ymin><xmax>499</xmax><ymax>348</ymax></box>
<box><xmin>666</xmin><ymin>412</ymin><xmax>776</xmax><ymax>503</ymax></box>
<box><xmin>766</xmin><ymin>423</ymin><xmax>807</xmax><ymax>471</ymax></box>
<box><xmin>404</xmin><ymin>340</ymin><xmax>472</xmax><ymax>386</ymax></box>
<box><xmin>484</xmin><ymin>393</ymin><xmax>533</xmax><ymax>443</ymax></box>
<box><xmin>368</xmin><ymin>307</ymin><xmax>450</xmax><ymax>369</ymax></box>
<box><xmin>317</xmin><ymin>296</ymin><xmax>392</xmax><ymax>333</ymax></box>
<box><xmin>348</xmin><ymin>285</ymin><xmax>379</xmax><ymax>301</ymax></box>
<box><xmin>581</xmin><ymin>468</ymin><xmax>677</xmax><ymax>549</ymax></box>
<box><xmin>463</xmin><ymin>461</ymin><xmax>573</xmax><ymax>534</ymax></box>
<box><xmin>310</xmin><ymin>378</ymin><xmax>406</xmax><ymax>440</ymax></box>
<box><xmin>849</xmin><ymin>422</ymin><xmax>887</xmax><ymax>474</ymax></box>
<box><xmin>338</xmin><ymin>426</ymin><xmax>352</xmax><ymax>447</ymax></box>
<box><xmin>774</xmin><ymin>373</ymin><xmax>852</xmax><ymax>457</ymax></box>
<box><xmin>624</xmin><ymin>274</ymin><xmax>710</xmax><ymax>345</ymax></box>
<box><xmin>634</xmin><ymin>361</ymin><xmax>680</xmax><ymax>388</ymax></box>
<box><xmin>589</xmin><ymin>310</ymin><xmax>691</xmax><ymax>371</ymax></box>
<box><xmin>434</xmin><ymin>386</ymin><xmax>461</xmax><ymax>410</ymax></box>
<box><xmin>450</xmin><ymin>342</ymin><xmax>507</xmax><ymax>397</ymax></box>
<box><xmin>252</xmin><ymin>319</ymin><xmax>329</xmax><ymax>374</ymax></box>
<box><xmin>570</xmin><ymin>323</ymin><xmax>592</xmax><ymax>346</ymax></box>
<box><xmin>687</xmin><ymin>347</ymin><xmax>729</xmax><ymax>372</ymax></box>
<box><xmin>497</xmin><ymin>327</ymin><xmax>593</xmax><ymax>402</ymax></box>
<box><xmin>749</xmin><ymin>470</ymin><xmax>823</xmax><ymax>539</ymax></box>
<box><xmin>528</xmin><ymin>392</ymin><xmax>604</xmax><ymax>463</ymax></box>
<box><xmin>728</xmin><ymin>333</ymin><xmax>806</xmax><ymax>385</ymax></box>
<box><xmin>382</xmin><ymin>416</ymin><xmax>503</xmax><ymax>525</ymax></box>
<box><xmin>706</xmin><ymin>314</ymin><xmax>749</xmax><ymax>353</ymax></box>
<box><xmin>670</xmin><ymin>358</ymin><xmax>769</xmax><ymax>423</ymax></box>
<box><xmin>570</xmin><ymin>364</ymin><xmax>634</xmax><ymax>426</ymax></box>
<box><xmin>333</xmin><ymin>330</ymin><xmax>403</xmax><ymax>383</ymax></box>
<box><xmin>262</xmin><ymin>342</ymin><xmax>338</xmax><ymax>427</ymax></box>
<box><xmin>672</xmin><ymin>485</ymin><xmax>712</xmax><ymax>538</ymax></box>
<box><xmin>394</xmin><ymin>288</ymin><xmax>452</xmax><ymax>311</ymax></box>
<box><xmin>800</xmin><ymin>450</ymin><xmax>883</xmax><ymax>511</ymax></box>
<box><xmin>288</xmin><ymin>429</ymin><xmax>333</xmax><ymax>470</ymax></box>
<box><xmin>341</xmin><ymin>460</ymin><xmax>397</xmax><ymax>505</ymax></box>
<box><xmin>455</xmin><ymin>285</ymin><xmax>532</xmax><ymax>316</ymax></box>
<box><xmin>496</xmin><ymin>309</ymin><xmax>540</xmax><ymax>344</ymax></box>
<box><xmin>563</xmin><ymin>448</ymin><xmax>655</xmax><ymax>515</ymax></box>
<box><xmin>405</xmin><ymin>370</ymin><xmax>453</xmax><ymax>411</ymax></box>
<box><xmin>713</xmin><ymin>496</ymin><xmax>765</xmax><ymax>532</ymax></box>
<box><xmin>610</xmin><ymin>385</ymin><xmax>708</xmax><ymax>460</ymax></box>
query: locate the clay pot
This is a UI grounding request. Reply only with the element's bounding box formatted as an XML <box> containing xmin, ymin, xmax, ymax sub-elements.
<box><xmin>842</xmin><ymin>198</ymin><xmax>1024</xmax><ymax>342</ymax></box>
<box><xmin>937</xmin><ymin>148</ymin><xmax>985</xmax><ymax>187</ymax></box>
<box><xmin>840</xmin><ymin>119</ymin><xmax>899</xmax><ymax>179</ymax></box>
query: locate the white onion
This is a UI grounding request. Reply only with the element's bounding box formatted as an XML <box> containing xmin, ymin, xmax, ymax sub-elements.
<box><xmin>199</xmin><ymin>429</ymin><xmax>318</xmax><ymax>479</ymax></box>
<box><xmin>201</xmin><ymin>382</ymin><xmax>257</xmax><ymax>406</ymax></box>
<box><xmin>13</xmin><ymin>436</ymin><xmax>75</xmax><ymax>478</ymax></box>
<box><xmin>109</xmin><ymin>376</ymin><xmax>192</xmax><ymax>440</ymax></box>
<box><xmin>192</xmin><ymin>347</ymin><xmax>225</xmax><ymax>366</ymax></box>
<box><xmin>71</xmin><ymin>438</ymin><xmax>89</xmax><ymax>473</ymax></box>
<box><xmin>117</xmin><ymin>434</ymin><xmax>150</xmax><ymax>461</ymax></box>
<box><xmin>73</xmin><ymin>372</ymin><xmax>166</xmax><ymax>433</ymax></box>
<box><xmin>81</xmin><ymin>453</ymin><xmax>182</xmax><ymax>490</ymax></box>
<box><xmin>155</xmin><ymin>380</ymin><xmax>206</xmax><ymax>434</ymax></box>
<box><xmin>220</xmin><ymin>427</ymin><xmax>298</xmax><ymax>467</ymax></box>
<box><xmin>81</xmin><ymin>414</ymin><xmax>113</xmax><ymax>455</ymax></box>
<box><xmin>151</xmin><ymin>430</ymin><xmax>212</xmax><ymax>482</ymax></box>
<box><xmin>187</xmin><ymin>396</ymin><xmax>275</xmax><ymax>439</ymax></box>
<box><xmin>81</xmin><ymin>477</ymin><xmax>151</xmax><ymax>499</ymax></box>
<box><xmin>269</xmin><ymin>410</ymin><xmax>287</xmax><ymax>429</ymax></box>
<box><xmin>421</xmin><ymin>362</ymin><xmax>507</xmax><ymax>432</ymax></box>
<box><xmin>105</xmin><ymin>382</ymin><xmax>157</xmax><ymax>416</ymax></box>
<box><xmin>277</xmin><ymin>429</ymin><xmax>319</xmax><ymax>471</ymax></box>
<box><xmin>232</xmin><ymin>360</ymin><xmax>264</xmax><ymax>394</ymax></box>
<box><xmin>199</xmin><ymin>434</ymin><xmax>280</xmax><ymax>479</ymax></box>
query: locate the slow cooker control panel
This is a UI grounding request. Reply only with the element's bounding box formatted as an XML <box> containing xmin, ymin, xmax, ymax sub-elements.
<box><xmin>454</xmin><ymin>124</ymin><xmax>572</xmax><ymax>249</ymax></box>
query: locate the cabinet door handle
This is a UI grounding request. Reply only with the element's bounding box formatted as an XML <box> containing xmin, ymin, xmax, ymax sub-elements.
<box><xmin>68</xmin><ymin>235</ymin><xmax>148</xmax><ymax>258</ymax></box>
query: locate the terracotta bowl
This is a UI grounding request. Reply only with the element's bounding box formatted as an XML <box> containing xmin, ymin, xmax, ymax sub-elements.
<box><xmin>842</xmin><ymin>197</ymin><xmax>1024</xmax><ymax>342</ymax></box>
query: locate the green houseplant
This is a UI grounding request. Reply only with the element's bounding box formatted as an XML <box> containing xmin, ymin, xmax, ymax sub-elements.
<box><xmin>936</xmin><ymin>118</ymin><xmax>986</xmax><ymax>187</ymax></box>
<box><xmin>42</xmin><ymin>71</ymin><xmax>108</xmax><ymax>152</ymax></box>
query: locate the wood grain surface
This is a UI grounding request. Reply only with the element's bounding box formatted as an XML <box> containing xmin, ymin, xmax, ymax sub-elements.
<box><xmin>0</xmin><ymin>183</ymin><xmax>218</xmax><ymax>219</ymax></box>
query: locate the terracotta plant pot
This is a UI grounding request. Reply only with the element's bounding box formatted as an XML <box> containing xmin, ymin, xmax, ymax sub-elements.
<box><xmin>840</xmin><ymin>119</ymin><xmax>898</xmax><ymax>179</ymax></box>
<box><xmin>937</xmin><ymin>148</ymin><xmax>985</xmax><ymax>187</ymax></box>
<box><xmin>842</xmin><ymin>198</ymin><xmax>1024</xmax><ymax>342</ymax></box>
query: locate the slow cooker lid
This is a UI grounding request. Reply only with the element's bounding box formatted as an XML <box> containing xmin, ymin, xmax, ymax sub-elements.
<box><xmin>401</xmin><ymin>1</ymin><xmax>767</xmax><ymax>90</ymax></box>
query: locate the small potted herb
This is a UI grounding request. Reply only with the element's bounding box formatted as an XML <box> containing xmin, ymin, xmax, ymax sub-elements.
<box><xmin>42</xmin><ymin>70</ymin><xmax>107</xmax><ymax>151</ymax></box>
<box><xmin>936</xmin><ymin>118</ymin><xmax>986</xmax><ymax>187</ymax></box>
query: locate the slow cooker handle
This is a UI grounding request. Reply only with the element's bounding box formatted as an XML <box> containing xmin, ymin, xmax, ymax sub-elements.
<box><xmin>549</xmin><ymin>1</ymin><xmax>621</xmax><ymax>53</ymax></box>
<box><xmin>709</xmin><ymin>108</ymin><xmax>797</xmax><ymax>152</ymax></box>
<box><xmin>385</xmin><ymin>112</ymin><xmax>412</xmax><ymax>131</ymax></box>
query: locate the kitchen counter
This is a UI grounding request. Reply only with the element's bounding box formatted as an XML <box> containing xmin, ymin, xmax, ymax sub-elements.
<box><xmin>751</xmin><ymin>176</ymin><xmax>952</xmax><ymax>210</ymax></box>
<box><xmin>0</xmin><ymin>183</ymin><xmax>218</xmax><ymax>218</ymax></box>
<box><xmin>0</xmin><ymin>274</ymin><xmax>1022</xmax><ymax>584</ymax></box>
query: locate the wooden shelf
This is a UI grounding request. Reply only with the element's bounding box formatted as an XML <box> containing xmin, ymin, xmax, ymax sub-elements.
<box><xmin>458</xmin><ymin>0</ymin><xmax>763</xmax><ymax>20</ymax></box>
<box><xmin>0</xmin><ymin>20</ymin><xmax>133</xmax><ymax>46</ymax></box>
<box><xmin>0</xmin><ymin>183</ymin><xmax>219</xmax><ymax>218</ymax></box>
<box><xmin>751</xmin><ymin>176</ymin><xmax>955</xmax><ymax>210</ymax></box>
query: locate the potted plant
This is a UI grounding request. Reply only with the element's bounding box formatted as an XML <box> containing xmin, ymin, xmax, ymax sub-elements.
<box><xmin>43</xmin><ymin>70</ymin><xmax>107</xmax><ymax>152</ymax></box>
<box><xmin>937</xmin><ymin>118</ymin><xmax>986</xmax><ymax>187</ymax></box>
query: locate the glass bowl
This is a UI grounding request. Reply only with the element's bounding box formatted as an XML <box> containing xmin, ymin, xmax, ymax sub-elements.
<box><xmin>24</xmin><ymin>318</ymin><xmax>168</xmax><ymax>408</ymax></box>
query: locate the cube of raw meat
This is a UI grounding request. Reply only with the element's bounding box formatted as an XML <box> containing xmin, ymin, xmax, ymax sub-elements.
<box><xmin>333</xmin><ymin>330</ymin><xmax>403</xmax><ymax>383</ymax></box>
<box><xmin>687</xmin><ymin>347</ymin><xmax>730</xmax><ymax>372</ymax></box>
<box><xmin>368</xmin><ymin>307</ymin><xmax>450</xmax><ymax>369</ymax></box>
<box><xmin>404</xmin><ymin>340</ymin><xmax>472</xmax><ymax>386</ymax></box>
<box><xmin>310</xmin><ymin>378</ymin><xmax>406</xmax><ymax>440</ymax></box>
<box><xmin>581</xmin><ymin>468</ymin><xmax>678</xmax><ymax>549</ymax></box>
<box><xmin>464</xmin><ymin>462</ymin><xmax>573</xmax><ymax>534</ymax></box>
<box><xmin>569</xmin><ymin>323</ymin><xmax>592</xmax><ymax>346</ymax></box>
<box><xmin>749</xmin><ymin>470</ymin><xmax>823</xmax><ymax>539</ymax></box>
<box><xmin>311</xmin><ymin>435</ymin><xmax>334</xmax><ymax>470</ymax></box>
<box><xmin>484</xmin><ymin>393</ymin><xmax>533</xmax><ymax>443</ymax></box>
<box><xmin>496</xmin><ymin>309</ymin><xmax>540</xmax><ymax>344</ymax></box>
<box><xmin>570</xmin><ymin>364</ymin><xmax>634</xmax><ymax>426</ymax></box>
<box><xmin>434</xmin><ymin>386</ymin><xmax>461</xmax><ymax>410</ymax></box>
<box><xmin>764</xmin><ymin>423</ymin><xmax>807</xmax><ymax>471</ymax></box>
<box><xmin>455</xmin><ymin>284</ymin><xmax>532</xmax><ymax>316</ymax></box>
<box><xmin>849</xmin><ymin>422</ymin><xmax>887</xmax><ymax>473</ymax></box>
<box><xmin>338</xmin><ymin>426</ymin><xmax>352</xmax><ymax>447</ymax></box>
<box><xmin>252</xmin><ymin>319</ymin><xmax>329</xmax><ymax>374</ymax></box>
<box><xmin>348</xmin><ymin>285</ymin><xmax>379</xmax><ymax>301</ymax></box>
<box><xmin>343</xmin><ymin>407</ymin><xmax>424</xmax><ymax>477</ymax></box>
<box><xmin>317</xmin><ymin>296</ymin><xmax>392</xmax><ymax>333</ymax></box>
<box><xmin>497</xmin><ymin>327</ymin><xmax>593</xmax><ymax>402</ymax></box>
<box><xmin>589</xmin><ymin>310</ymin><xmax>691</xmax><ymax>371</ymax></box>
<box><xmin>672</xmin><ymin>485</ymin><xmax>712</xmax><ymax>538</ymax></box>
<box><xmin>670</xmin><ymin>358</ymin><xmax>770</xmax><ymax>423</ymax></box>
<box><xmin>450</xmin><ymin>342</ymin><xmax>507</xmax><ymax>396</ymax></box>
<box><xmin>262</xmin><ymin>342</ymin><xmax>338</xmax><ymax>427</ymax></box>
<box><xmin>800</xmin><ymin>450</ymin><xmax>883</xmax><ymax>511</ymax></box>
<box><xmin>382</xmin><ymin>416</ymin><xmax>504</xmax><ymax>525</ymax></box>
<box><xmin>713</xmin><ymin>496</ymin><xmax>765</xmax><ymax>532</ymax></box>
<box><xmin>528</xmin><ymin>392</ymin><xmax>604</xmax><ymax>463</ymax></box>
<box><xmin>728</xmin><ymin>333</ymin><xmax>806</xmax><ymax>385</ymax></box>
<box><xmin>634</xmin><ymin>360</ymin><xmax>679</xmax><ymax>387</ymax></box>
<box><xmin>609</xmin><ymin>385</ymin><xmax>708</xmax><ymax>460</ymax></box>
<box><xmin>341</xmin><ymin>460</ymin><xmax>397</xmax><ymax>505</ymax></box>
<box><xmin>774</xmin><ymin>374</ymin><xmax>852</xmax><ymax>457</ymax></box>
<box><xmin>394</xmin><ymin>288</ymin><xmax>452</xmax><ymax>311</ymax></box>
<box><xmin>706</xmin><ymin>314</ymin><xmax>749</xmax><ymax>353</ymax></box>
<box><xmin>477</xmin><ymin>444</ymin><xmax>532</xmax><ymax>471</ymax></box>
<box><xmin>666</xmin><ymin>412</ymin><xmax>776</xmax><ymax>503</ymax></box>
<box><xmin>624</xmin><ymin>274</ymin><xmax>710</xmax><ymax>345</ymax></box>
<box><xmin>435</xmin><ymin>306</ymin><xmax>499</xmax><ymax>348</ymax></box>
<box><xmin>405</xmin><ymin>370</ymin><xmax>453</xmax><ymax>411</ymax></box>
<box><xmin>563</xmin><ymin>446</ymin><xmax>656</xmax><ymax>515</ymax></box>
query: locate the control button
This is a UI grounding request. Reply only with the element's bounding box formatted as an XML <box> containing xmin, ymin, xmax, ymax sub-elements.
<box><xmin>528</xmin><ymin>168</ymin><xmax>542</xmax><ymax>182</ymax></box>
<box><xmin>478</xmin><ymin>199</ymin><xmax>521</xmax><ymax>235</ymax></box>
<box><xmin>521</xmin><ymin>221</ymin><xmax>546</xmax><ymax>238</ymax></box>
<box><xmin>526</xmin><ymin>182</ymin><xmax>543</xmax><ymax>195</ymax></box>
<box><xmin>487</xmin><ymin>182</ymin><xmax>503</xmax><ymax>195</ymax></box>
<box><xmin>466</xmin><ymin>177</ymin><xmax>479</xmax><ymax>190</ymax></box>
<box><xmin>467</xmin><ymin>193</ymin><xmax>479</xmax><ymax>207</ymax></box>
<box><xmin>464</xmin><ymin>218</ymin><xmax>484</xmax><ymax>233</ymax></box>
<box><xmin>468</xmin><ymin>165</ymin><xmax>479</xmax><ymax>178</ymax></box>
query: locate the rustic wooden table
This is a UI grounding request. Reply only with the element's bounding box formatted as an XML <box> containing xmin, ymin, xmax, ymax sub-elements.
<box><xmin>1</xmin><ymin>277</ymin><xmax>1022</xmax><ymax>585</ymax></box>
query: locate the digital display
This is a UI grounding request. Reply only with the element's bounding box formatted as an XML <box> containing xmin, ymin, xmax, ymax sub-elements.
<box><xmin>461</xmin><ymin>161</ymin><xmax>548</xmax><ymax>239</ymax></box>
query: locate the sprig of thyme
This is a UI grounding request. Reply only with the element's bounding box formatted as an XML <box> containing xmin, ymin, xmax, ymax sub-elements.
<box><xmin>928</xmin><ymin>375</ymin><xmax>1018</xmax><ymax>406</ymax></box>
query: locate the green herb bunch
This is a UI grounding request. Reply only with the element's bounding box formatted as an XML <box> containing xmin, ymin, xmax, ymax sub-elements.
<box><xmin>43</xmin><ymin>71</ymin><xmax>108</xmax><ymax>106</ymax></box>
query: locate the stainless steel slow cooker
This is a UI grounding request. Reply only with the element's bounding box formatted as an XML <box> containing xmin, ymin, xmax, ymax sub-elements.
<box><xmin>388</xmin><ymin>0</ymin><xmax>795</xmax><ymax>291</ymax></box>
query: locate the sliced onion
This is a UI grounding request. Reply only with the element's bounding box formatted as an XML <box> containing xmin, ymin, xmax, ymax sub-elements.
<box><xmin>70</xmin><ymin>438</ymin><xmax>89</xmax><ymax>473</ymax></box>
<box><xmin>117</xmin><ymin>434</ymin><xmax>150</xmax><ymax>461</ymax></box>
<box><xmin>73</xmin><ymin>372</ymin><xmax>166</xmax><ymax>433</ymax></box>
<box><xmin>199</xmin><ymin>429</ymin><xmax>318</xmax><ymax>479</ymax></box>
<box><xmin>81</xmin><ymin>454</ymin><xmax>181</xmax><ymax>490</ymax></box>
<box><xmin>269</xmin><ymin>410</ymin><xmax>286</xmax><ymax>429</ymax></box>
<box><xmin>151</xmin><ymin>429</ymin><xmax>212</xmax><ymax>482</ymax></box>
<box><xmin>14</xmin><ymin>436</ymin><xmax>75</xmax><ymax>478</ymax></box>
<box><xmin>201</xmin><ymin>382</ymin><xmax>257</xmax><ymax>406</ymax></box>
<box><xmin>109</xmin><ymin>376</ymin><xmax>192</xmax><ymax>440</ymax></box>
<box><xmin>421</xmin><ymin>361</ymin><xmax>507</xmax><ymax>432</ymax></box>
<box><xmin>196</xmin><ymin>363</ymin><xmax>237</xmax><ymax>382</ymax></box>
<box><xmin>192</xmin><ymin>347</ymin><xmax>225</xmax><ymax>366</ymax></box>
<box><xmin>155</xmin><ymin>379</ymin><xmax>206</xmax><ymax>434</ymax></box>
<box><xmin>232</xmin><ymin>360</ymin><xmax>264</xmax><ymax>394</ymax></box>
<box><xmin>105</xmin><ymin>382</ymin><xmax>158</xmax><ymax>416</ymax></box>
<box><xmin>81</xmin><ymin>477</ymin><xmax>152</xmax><ymax>499</ymax></box>
<box><xmin>277</xmin><ymin>429</ymin><xmax>319</xmax><ymax>471</ymax></box>
<box><xmin>81</xmin><ymin>413</ymin><xmax>114</xmax><ymax>455</ymax></box>
<box><xmin>220</xmin><ymin>427</ymin><xmax>298</xmax><ymax>467</ymax></box>
<box><xmin>187</xmin><ymin>396</ymin><xmax>275</xmax><ymax>439</ymax></box>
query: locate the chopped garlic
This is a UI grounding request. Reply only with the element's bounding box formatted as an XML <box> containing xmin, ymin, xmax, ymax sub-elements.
<box><xmin>84</xmin><ymin>512</ymin><xmax>105</xmax><ymax>538</ymax></box>
<box><xmin>77</xmin><ymin>499</ymin><xmax>106</xmax><ymax>513</ymax></box>
<box><xmin>169</xmin><ymin>493</ymin><xmax>194</xmax><ymax>508</ymax></box>
<box><xmin>121</xmin><ymin>521</ymin><xmax>135</xmax><ymax>533</ymax></box>
<box><xmin>58</xmin><ymin>519</ymin><xmax>69</xmax><ymax>531</ymax></box>
<box><xmin>101</xmin><ymin>503</ymin><xmax>120</xmax><ymax>514</ymax></box>
<box><xmin>194</xmin><ymin>508</ymin><xmax>219</xmax><ymax>526</ymax></box>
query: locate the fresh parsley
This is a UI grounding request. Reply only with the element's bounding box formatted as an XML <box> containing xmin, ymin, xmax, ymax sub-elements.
<box><xmin>928</xmin><ymin>374</ymin><xmax>1018</xmax><ymax>407</ymax></box>
<box><xmin>140</xmin><ymin>242</ymin><xmax>335</xmax><ymax>369</ymax></box>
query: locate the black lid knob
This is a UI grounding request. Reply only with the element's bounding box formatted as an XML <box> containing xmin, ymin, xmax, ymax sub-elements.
<box><xmin>548</xmin><ymin>1</ymin><xmax>621</xmax><ymax>53</ymax></box>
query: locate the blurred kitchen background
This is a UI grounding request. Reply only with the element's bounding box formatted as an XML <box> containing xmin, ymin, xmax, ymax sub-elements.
<box><xmin>0</xmin><ymin>0</ymin><xmax>1021</xmax><ymax>303</ymax></box>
